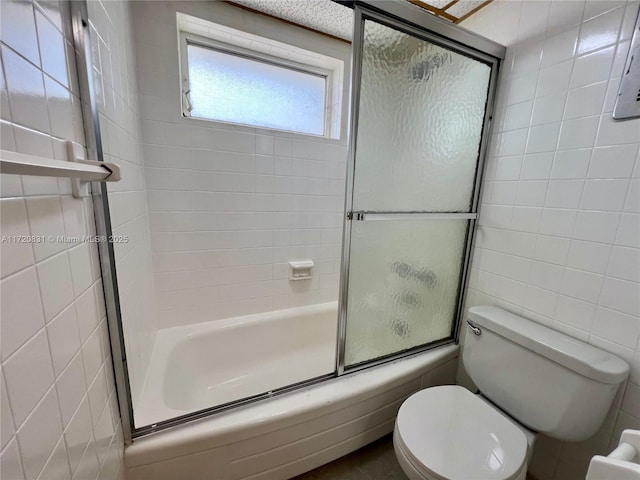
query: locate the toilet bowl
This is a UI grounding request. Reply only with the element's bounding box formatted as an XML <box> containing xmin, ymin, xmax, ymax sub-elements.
<box><xmin>393</xmin><ymin>306</ymin><xmax>629</xmax><ymax>480</ymax></box>
<box><xmin>394</xmin><ymin>386</ymin><xmax>531</xmax><ymax>480</ymax></box>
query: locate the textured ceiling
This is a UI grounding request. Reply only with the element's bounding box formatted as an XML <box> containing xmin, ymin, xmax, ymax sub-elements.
<box><xmin>230</xmin><ymin>0</ymin><xmax>354</xmax><ymax>40</ymax></box>
<box><xmin>228</xmin><ymin>1</ymin><xmax>491</xmax><ymax>41</ymax></box>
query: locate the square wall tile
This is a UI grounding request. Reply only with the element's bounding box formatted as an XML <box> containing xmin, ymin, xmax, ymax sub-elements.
<box><xmin>516</xmin><ymin>180</ymin><xmax>547</xmax><ymax>206</ymax></box>
<box><xmin>560</xmin><ymin>268</ymin><xmax>604</xmax><ymax>303</ymax></box>
<box><xmin>0</xmin><ymin>0</ymin><xmax>40</xmax><ymax>66</ymax></box>
<box><xmin>557</xmin><ymin>116</ymin><xmax>599</xmax><ymax>150</ymax></box>
<box><xmin>564</xmin><ymin>82</ymin><xmax>607</xmax><ymax>120</ymax></box>
<box><xmin>0</xmin><ymin>198</ymin><xmax>35</xmax><ymax>278</ymax></box>
<box><xmin>570</xmin><ymin>46</ymin><xmax>615</xmax><ymax>89</ymax></box>
<box><xmin>0</xmin><ymin>267</ymin><xmax>45</xmax><ymax>361</ymax></box>
<box><xmin>566</xmin><ymin>240</ymin><xmax>612</xmax><ymax>274</ymax></box>
<box><xmin>56</xmin><ymin>352</ymin><xmax>88</xmax><ymax>426</ymax></box>
<box><xmin>531</xmin><ymin>92</ymin><xmax>566</xmax><ymax>126</ymax></box>
<box><xmin>64</xmin><ymin>397</ymin><xmax>93</xmax><ymax>474</ymax></box>
<box><xmin>539</xmin><ymin>208</ymin><xmax>577</xmax><ymax>237</ymax></box>
<box><xmin>546</xmin><ymin>180</ymin><xmax>583</xmax><ymax>208</ymax></box>
<box><xmin>573</xmin><ymin>210</ymin><xmax>621</xmax><ymax>243</ymax></box>
<box><xmin>542</xmin><ymin>27</ymin><xmax>578</xmax><ymax>67</ymax></box>
<box><xmin>4</xmin><ymin>330</ymin><xmax>55</xmax><ymax>427</ymax></box>
<box><xmin>589</xmin><ymin>144</ymin><xmax>639</xmax><ymax>179</ymax></box>
<box><xmin>47</xmin><ymin>303</ymin><xmax>81</xmax><ymax>376</ymax></box>
<box><xmin>37</xmin><ymin>437</ymin><xmax>71</xmax><ymax>480</ymax></box>
<box><xmin>1</xmin><ymin>438</ymin><xmax>25</xmax><ymax>480</ymax></box>
<box><xmin>607</xmin><ymin>246</ymin><xmax>640</xmax><ymax>283</ymax></box>
<box><xmin>2</xmin><ymin>46</ymin><xmax>49</xmax><ymax>133</ymax></box>
<box><xmin>537</xmin><ymin>60</ymin><xmax>572</xmax><ymax>97</ymax></box>
<box><xmin>35</xmin><ymin>10</ymin><xmax>68</xmax><ymax>86</ymax></box>
<box><xmin>577</xmin><ymin>7</ymin><xmax>624</xmax><ymax>56</ymax></box>
<box><xmin>580</xmin><ymin>179</ymin><xmax>629</xmax><ymax>211</ymax></box>
<box><xmin>37</xmin><ymin>251</ymin><xmax>74</xmax><ymax>322</ymax></box>
<box><xmin>25</xmin><ymin>196</ymin><xmax>66</xmax><ymax>261</ymax></box>
<box><xmin>599</xmin><ymin>277</ymin><xmax>640</xmax><ymax>318</ymax></box>
<box><xmin>534</xmin><ymin>235</ymin><xmax>571</xmax><ymax>265</ymax></box>
<box><xmin>592</xmin><ymin>306</ymin><xmax>640</xmax><ymax>348</ymax></box>
<box><xmin>550</xmin><ymin>149</ymin><xmax>591</xmax><ymax>179</ymax></box>
<box><xmin>615</xmin><ymin>213</ymin><xmax>640</xmax><ymax>248</ymax></box>
<box><xmin>1</xmin><ymin>374</ymin><xmax>15</xmax><ymax>450</ymax></box>
<box><xmin>555</xmin><ymin>295</ymin><xmax>596</xmax><ymax>331</ymax></box>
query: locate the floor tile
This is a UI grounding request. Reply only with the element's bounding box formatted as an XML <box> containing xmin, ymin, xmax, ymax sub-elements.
<box><xmin>293</xmin><ymin>435</ymin><xmax>409</xmax><ymax>480</ymax></box>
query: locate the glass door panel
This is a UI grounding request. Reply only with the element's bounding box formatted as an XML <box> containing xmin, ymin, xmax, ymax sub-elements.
<box><xmin>353</xmin><ymin>19</ymin><xmax>491</xmax><ymax>213</ymax></box>
<box><xmin>342</xmin><ymin>9</ymin><xmax>496</xmax><ymax>369</ymax></box>
<box><xmin>345</xmin><ymin>219</ymin><xmax>468</xmax><ymax>366</ymax></box>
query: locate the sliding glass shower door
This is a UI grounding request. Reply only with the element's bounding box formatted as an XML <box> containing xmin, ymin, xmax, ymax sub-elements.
<box><xmin>340</xmin><ymin>8</ymin><xmax>497</xmax><ymax>368</ymax></box>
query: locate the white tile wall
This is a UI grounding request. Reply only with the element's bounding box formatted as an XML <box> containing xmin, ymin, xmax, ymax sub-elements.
<box><xmin>462</xmin><ymin>1</ymin><xmax>640</xmax><ymax>479</ymax></box>
<box><xmin>130</xmin><ymin>1</ymin><xmax>350</xmax><ymax>328</ymax></box>
<box><xmin>85</xmin><ymin>0</ymin><xmax>159</xmax><ymax>409</ymax></box>
<box><xmin>0</xmin><ymin>1</ymin><xmax>124</xmax><ymax>479</ymax></box>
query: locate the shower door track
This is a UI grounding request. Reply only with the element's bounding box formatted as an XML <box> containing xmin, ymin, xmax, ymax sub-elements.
<box><xmin>71</xmin><ymin>0</ymin><xmax>504</xmax><ymax>443</ymax></box>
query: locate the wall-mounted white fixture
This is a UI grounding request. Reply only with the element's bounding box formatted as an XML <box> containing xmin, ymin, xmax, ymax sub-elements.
<box><xmin>289</xmin><ymin>260</ymin><xmax>314</xmax><ymax>281</ymax></box>
<box><xmin>586</xmin><ymin>429</ymin><xmax>640</xmax><ymax>479</ymax></box>
<box><xmin>0</xmin><ymin>140</ymin><xmax>121</xmax><ymax>198</ymax></box>
<box><xmin>613</xmin><ymin>5</ymin><xmax>640</xmax><ymax>120</ymax></box>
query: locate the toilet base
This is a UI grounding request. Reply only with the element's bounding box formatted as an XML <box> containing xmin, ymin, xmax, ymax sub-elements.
<box><xmin>393</xmin><ymin>427</ymin><xmax>437</xmax><ymax>480</ymax></box>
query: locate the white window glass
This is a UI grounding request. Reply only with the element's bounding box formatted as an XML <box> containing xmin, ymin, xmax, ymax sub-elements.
<box><xmin>187</xmin><ymin>44</ymin><xmax>327</xmax><ymax>135</ymax></box>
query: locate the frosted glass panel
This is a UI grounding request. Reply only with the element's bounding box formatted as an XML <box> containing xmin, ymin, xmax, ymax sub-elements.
<box><xmin>353</xmin><ymin>20</ymin><xmax>491</xmax><ymax>212</ymax></box>
<box><xmin>345</xmin><ymin>220</ymin><xmax>468</xmax><ymax>366</ymax></box>
<box><xmin>187</xmin><ymin>44</ymin><xmax>326</xmax><ymax>135</ymax></box>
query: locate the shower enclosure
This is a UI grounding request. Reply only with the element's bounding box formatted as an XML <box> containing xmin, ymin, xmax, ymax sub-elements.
<box><xmin>74</xmin><ymin>0</ymin><xmax>502</xmax><ymax>442</ymax></box>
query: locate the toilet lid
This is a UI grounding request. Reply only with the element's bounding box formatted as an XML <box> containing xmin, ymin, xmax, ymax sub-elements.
<box><xmin>396</xmin><ymin>385</ymin><xmax>528</xmax><ymax>480</ymax></box>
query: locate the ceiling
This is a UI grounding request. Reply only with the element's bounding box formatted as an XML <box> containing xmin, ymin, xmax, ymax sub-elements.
<box><xmin>229</xmin><ymin>0</ymin><xmax>355</xmax><ymax>40</ymax></box>
<box><xmin>409</xmin><ymin>0</ymin><xmax>492</xmax><ymax>23</ymax></box>
<box><xmin>227</xmin><ymin>0</ymin><xmax>493</xmax><ymax>41</ymax></box>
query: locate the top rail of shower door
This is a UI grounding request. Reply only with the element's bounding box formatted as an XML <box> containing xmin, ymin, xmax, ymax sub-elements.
<box><xmin>347</xmin><ymin>211</ymin><xmax>477</xmax><ymax>221</ymax></box>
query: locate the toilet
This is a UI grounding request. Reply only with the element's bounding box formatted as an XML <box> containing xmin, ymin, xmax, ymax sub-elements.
<box><xmin>394</xmin><ymin>306</ymin><xmax>630</xmax><ymax>480</ymax></box>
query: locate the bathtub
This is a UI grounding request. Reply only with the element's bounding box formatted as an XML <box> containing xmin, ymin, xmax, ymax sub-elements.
<box><xmin>135</xmin><ymin>302</ymin><xmax>339</xmax><ymax>427</ymax></box>
<box><xmin>126</xmin><ymin>302</ymin><xmax>459</xmax><ymax>480</ymax></box>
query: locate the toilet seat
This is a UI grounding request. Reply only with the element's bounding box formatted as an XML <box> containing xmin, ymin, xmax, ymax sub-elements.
<box><xmin>394</xmin><ymin>385</ymin><xmax>528</xmax><ymax>480</ymax></box>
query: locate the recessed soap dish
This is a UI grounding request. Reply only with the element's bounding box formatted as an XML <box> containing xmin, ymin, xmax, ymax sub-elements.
<box><xmin>289</xmin><ymin>260</ymin><xmax>314</xmax><ymax>281</ymax></box>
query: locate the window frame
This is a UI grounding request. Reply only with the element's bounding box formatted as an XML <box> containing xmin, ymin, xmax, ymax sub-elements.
<box><xmin>179</xmin><ymin>31</ymin><xmax>335</xmax><ymax>137</ymax></box>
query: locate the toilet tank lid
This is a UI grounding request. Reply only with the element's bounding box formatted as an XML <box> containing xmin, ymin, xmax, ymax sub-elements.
<box><xmin>468</xmin><ymin>306</ymin><xmax>629</xmax><ymax>385</ymax></box>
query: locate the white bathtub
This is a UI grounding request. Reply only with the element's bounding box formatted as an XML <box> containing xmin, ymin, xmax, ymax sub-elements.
<box><xmin>126</xmin><ymin>303</ymin><xmax>459</xmax><ymax>480</ymax></box>
<box><xmin>135</xmin><ymin>302</ymin><xmax>338</xmax><ymax>427</ymax></box>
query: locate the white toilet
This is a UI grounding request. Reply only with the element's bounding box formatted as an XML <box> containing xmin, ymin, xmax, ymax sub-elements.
<box><xmin>394</xmin><ymin>306</ymin><xmax>630</xmax><ymax>480</ymax></box>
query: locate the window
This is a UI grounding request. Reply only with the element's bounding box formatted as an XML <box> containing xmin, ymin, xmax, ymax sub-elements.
<box><xmin>178</xmin><ymin>14</ymin><xmax>344</xmax><ymax>138</ymax></box>
<box><xmin>186</xmin><ymin>43</ymin><xmax>327</xmax><ymax>136</ymax></box>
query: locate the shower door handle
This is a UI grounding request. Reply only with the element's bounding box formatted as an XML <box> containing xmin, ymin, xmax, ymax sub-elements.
<box><xmin>347</xmin><ymin>211</ymin><xmax>476</xmax><ymax>221</ymax></box>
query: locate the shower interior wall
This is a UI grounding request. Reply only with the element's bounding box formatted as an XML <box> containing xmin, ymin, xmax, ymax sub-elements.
<box><xmin>130</xmin><ymin>1</ymin><xmax>351</xmax><ymax>329</ymax></box>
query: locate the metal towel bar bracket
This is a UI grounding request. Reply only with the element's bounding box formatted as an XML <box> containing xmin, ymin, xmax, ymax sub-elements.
<box><xmin>0</xmin><ymin>140</ymin><xmax>121</xmax><ymax>198</ymax></box>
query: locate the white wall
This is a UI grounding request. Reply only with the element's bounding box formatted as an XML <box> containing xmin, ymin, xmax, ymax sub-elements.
<box><xmin>0</xmin><ymin>1</ymin><xmax>124</xmax><ymax>479</ymax></box>
<box><xmin>461</xmin><ymin>1</ymin><xmax>640</xmax><ymax>479</ymax></box>
<box><xmin>130</xmin><ymin>1</ymin><xmax>350</xmax><ymax>328</ymax></box>
<box><xmin>86</xmin><ymin>0</ymin><xmax>158</xmax><ymax>408</ymax></box>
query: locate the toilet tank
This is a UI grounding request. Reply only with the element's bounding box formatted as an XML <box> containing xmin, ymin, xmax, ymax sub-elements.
<box><xmin>463</xmin><ymin>306</ymin><xmax>629</xmax><ymax>442</ymax></box>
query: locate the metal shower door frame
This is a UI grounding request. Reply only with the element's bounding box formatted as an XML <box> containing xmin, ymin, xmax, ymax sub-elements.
<box><xmin>335</xmin><ymin>2</ymin><xmax>504</xmax><ymax>375</ymax></box>
<box><xmin>69</xmin><ymin>0</ymin><xmax>134</xmax><ymax>444</ymax></box>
